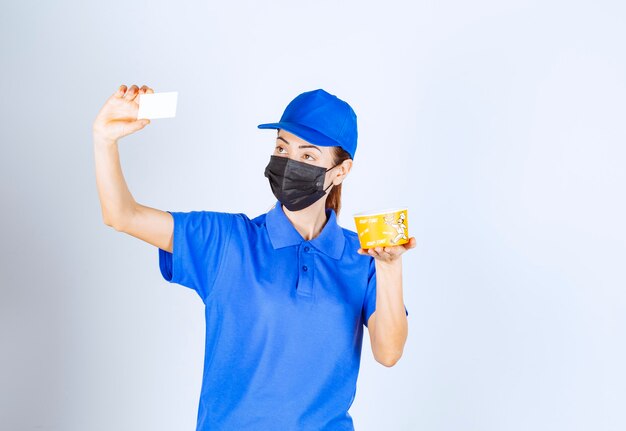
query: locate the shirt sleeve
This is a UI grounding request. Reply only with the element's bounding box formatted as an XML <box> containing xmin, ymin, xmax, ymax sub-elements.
<box><xmin>158</xmin><ymin>210</ymin><xmax>235</xmax><ymax>302</ymax></box>
<box><xmin>362</xmin><ymin>256</ymin><xmax>409</xmax><ymax>328</ymax></box>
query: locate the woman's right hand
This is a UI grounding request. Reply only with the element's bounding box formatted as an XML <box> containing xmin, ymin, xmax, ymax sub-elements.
<box><xmin>92</xmin><ymin>84</ymin><xmax>154</xmax><ymax>144</ymax></box>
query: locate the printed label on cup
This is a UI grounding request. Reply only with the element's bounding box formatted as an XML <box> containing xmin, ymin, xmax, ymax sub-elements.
<box><xmin>353</xmin><ymin>207</ymin><xmax>409</xmax><ymax>249</ymax></box>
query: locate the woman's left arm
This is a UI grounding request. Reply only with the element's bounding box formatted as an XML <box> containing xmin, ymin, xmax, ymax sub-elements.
<box><xmin>358</xmin><ymin>237</ymin><xmax>417</xmax><ymax>367</ymax></box>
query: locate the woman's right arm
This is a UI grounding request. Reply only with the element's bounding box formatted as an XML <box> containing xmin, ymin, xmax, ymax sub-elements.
<box><xmin>93</xmin><ymin>84</ymin><xmax>174</xmax><ymax>253</ymax></box>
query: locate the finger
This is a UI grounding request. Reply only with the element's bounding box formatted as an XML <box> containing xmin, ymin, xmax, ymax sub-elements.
<box><xmin>123</xmin><ymin>84</ymin><xmax>139</xmax><ymax>101</ymax></box>
<box><xmin>115</xmin><ymin>84</ymin><xmax>127</xmax><ymax>98</ymax></box>
<box><xmin>136</xmin><ymin>86</ymin><xmax>148</xmax><ymax>105</ymax></box>
<box><xmin>381</xmin><ymin>248</ymin><xmax>393</xmax><ymax>258</ymax></box>
<box><xmin>384</xmin><ymin>246</ymin><xmax>402</xmax><ymax>256</ymax></box>
<box><xmin>376</xmin><ymin>247</ymin><xmax>389</xmax><ymax>258</ymax></box>
<box><xmin>122</xmin><ymin>84</ymin><xmax>134</xmax><ymax>98</ymax></box>
<box><xmin>146</xmin><ymin>87</ymin><xmax>154</xmax><ymax>94</ymax></box>
<box><xmin>126</xmin><ymin>84</ymin><xmax>139</xmax><ymax>100</ymax></box>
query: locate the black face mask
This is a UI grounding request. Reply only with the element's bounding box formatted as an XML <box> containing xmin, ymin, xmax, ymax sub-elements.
<box><xmin>264</xmin><ymin>155</ymin><xmax>339</xmax><ymax>211</ymax></box>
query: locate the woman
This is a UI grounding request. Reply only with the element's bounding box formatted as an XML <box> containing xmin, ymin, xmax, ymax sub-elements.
<box><xmin>92</xmin><ymin>85</ymin><xmax>416</xmax><ymax>431</ymax></box>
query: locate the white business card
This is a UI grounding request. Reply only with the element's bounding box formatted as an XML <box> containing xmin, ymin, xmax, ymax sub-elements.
<box><xmin>137</xmin><ymin>91</ymin><xmax>178</xmax><ymax>119</ymax></box>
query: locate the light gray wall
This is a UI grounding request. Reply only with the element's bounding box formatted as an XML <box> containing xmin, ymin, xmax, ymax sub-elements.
<box><xmin>1</xmin><ymin>0</ymin><xmax>625</xmax><ymax>430</ymax></box>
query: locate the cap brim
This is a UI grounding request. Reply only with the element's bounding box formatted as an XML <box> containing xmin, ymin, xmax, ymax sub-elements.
<box><xmin>257</xmin><ymin>121</ymin><xmax>340</xmax><ymax>149</ymax></box>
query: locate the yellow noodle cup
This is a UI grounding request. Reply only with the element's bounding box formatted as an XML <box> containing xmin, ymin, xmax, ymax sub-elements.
<box><xmin>353</xmin><ymin>207</ymin><xmax>409</xmax><ymax>249</ymax></box>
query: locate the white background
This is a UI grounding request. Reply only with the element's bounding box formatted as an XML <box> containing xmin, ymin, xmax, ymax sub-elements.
<box><xmin>1</xmin><ymin>0</ymin><xmax>625</xmax><ymax>430</ymax></box>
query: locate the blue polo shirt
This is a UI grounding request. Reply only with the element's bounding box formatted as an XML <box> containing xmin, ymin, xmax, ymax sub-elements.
<box><xmin>158</xmin><ymin>201</ymin><xmax>408</xmax><ymax>431</ymax></box>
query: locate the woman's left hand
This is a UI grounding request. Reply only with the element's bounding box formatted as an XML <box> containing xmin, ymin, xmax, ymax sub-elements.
<box><xmin>357</xmin><ymin>237</ymin><xmax>417</xmax><ymax>263</ymax></box>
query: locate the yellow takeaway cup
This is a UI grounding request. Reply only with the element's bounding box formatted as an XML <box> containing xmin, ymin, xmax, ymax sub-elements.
<box><xmin>353</xmin><ymin>207</ymin><xmax>409</xmax><ymax>249</ymax></box>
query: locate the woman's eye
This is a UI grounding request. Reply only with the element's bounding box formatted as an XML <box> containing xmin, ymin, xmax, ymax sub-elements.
<box><xmin>275</xmin><ymin>145</ymin><xmax>314</xmax><ymax>161</ymax></box>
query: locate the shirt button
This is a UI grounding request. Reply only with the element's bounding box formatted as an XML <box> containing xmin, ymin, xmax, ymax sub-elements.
<box><xmin>304</xmin><ymin>246</ymin><xmax>310</xmax><ymax>252</ymax></box>
<box><xmin>302</xmin><ymin>265</ymin><xmax>308</xmax><ymax>272</ymax></box>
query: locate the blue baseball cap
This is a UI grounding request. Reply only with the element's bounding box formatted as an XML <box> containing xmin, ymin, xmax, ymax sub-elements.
<box><xmin>257</xmin><ymin>88</ymin><xmax>358</xmax><ymax>159</ymax></box>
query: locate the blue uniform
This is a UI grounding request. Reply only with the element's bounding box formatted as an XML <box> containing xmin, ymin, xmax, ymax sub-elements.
<box><xmin>158</xmin><ymin>201</ymin><xmax>408</xmax><ymax>430</ymax></box>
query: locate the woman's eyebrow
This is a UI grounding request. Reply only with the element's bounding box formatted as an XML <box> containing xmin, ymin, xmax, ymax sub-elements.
<box><xmin>277</xmin><ymin>136</ymin><xmax>322</xmax><ymax>153</ymax></box>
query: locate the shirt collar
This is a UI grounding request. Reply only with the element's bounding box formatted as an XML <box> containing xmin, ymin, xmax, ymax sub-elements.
<box><xmin>266</xmin><ymin>200</ymin><xmax>345</xmax><ymax>260</ymax></box>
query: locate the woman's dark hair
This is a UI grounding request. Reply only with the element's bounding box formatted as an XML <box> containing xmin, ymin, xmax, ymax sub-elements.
<box><xmin>325</xmin><ymin>146</ymin><xmax>352</xmax><ymax>217</ymax></box>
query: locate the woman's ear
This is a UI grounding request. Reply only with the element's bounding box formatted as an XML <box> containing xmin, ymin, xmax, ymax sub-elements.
<box><xmin>341</xmin><ymin>159</ymin><xmax>353</xmax><ymax>176</ymax></box>
<box><xmin>333</xmin><ymin>159</ymin><xmax>353</xmax><ymax>185</ymax></box>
